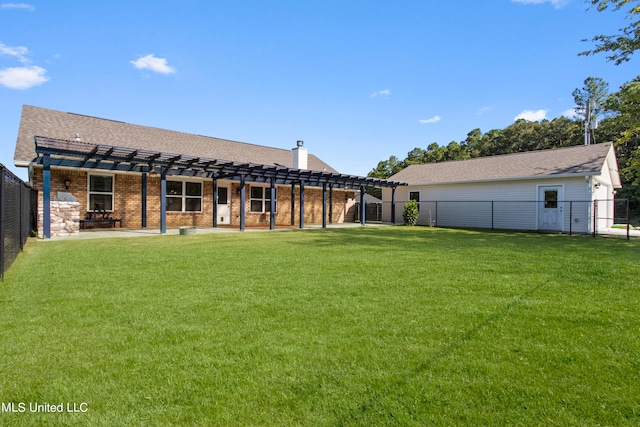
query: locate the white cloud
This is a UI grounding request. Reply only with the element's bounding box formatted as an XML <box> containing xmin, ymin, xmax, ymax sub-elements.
<box><xmin>477</xmin><ymin>106</ymin><xmax>491</xmax><ymax>116</ymax></box>
<box><xmin>130</xmin><ymin>54</ymin><xmax>176</xmax><ymax>75</ymax></box>
<box><xmin>0</xmin><ymin>66</ymin><xmax>49</xmax><ymax>89</ymax></box>
<box><xmin>514</xmin><ymin>109</ymin><xmax>548</xmax><ymax>121</ymax></box>
<box><xmin>0</xmin><ymin>3</ymin><xmax>35</xmax><ymax>11</ymax></box>
<box><xmin>562</xmin><ymin>108</ymin><xmax>578</xmax><ymax>119</ymax></box>
<box><xmin>370</xmin><ymin>89</ymin><xmax>390</xmax><ymax>98</ymax></box>
<box><xmin>511</xmin><ymin>0</ymin><xmax>570</xmax><ymax>9</ymax></box>
<box><xmin>419</xmin><ymin>115</ymin><xmax>441</xmax><ymax>124</ymax></box>
<box><xmin>0</xmin><ymin>42</ymin><xmax>30</xmax><ymax>63</ymax></box>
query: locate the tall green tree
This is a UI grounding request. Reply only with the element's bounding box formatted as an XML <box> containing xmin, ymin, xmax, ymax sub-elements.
<box><xmin>604</xmin><ymin>76</ymin><xmax>640</xmax><ymax>211</ymax></box>
<box><xmin>368</xmin><ymin>155</ymin><xmax>404</xmax><ymax>179</ymax></box>
<box><xmin>366</xmin><ymin>76</ymin><xmax>640</xmax><ymax>215</ymax></box>
<box><xmin>580</xmin><ymin>0</ymin><xmax>640</xmax><ymax>64</ymax></box>
<box><xmin>537</xmin><ymin>117</ymin><xmax>583</xmax><ymax>149</ymax></box>
<box><xmin>480</xmin><ymin>128</ymin><xmax>507</xmax><ymax>156</ymax></box>
<box><xmin>367</xmin><ymin>155</ymin><xmax>404</xmax><ymax>199</ymax></box>
<box><xmin>464</xmin><ymin>128</ymin><xmax>484</xmax><ymax>157</ymax></box>
<box><xmin>502</xmin><ymin>119</ymin><xmax>543</xmax><ymax>153</ymax></box>
<box><xmin>404</xmin><ymin>147</ymin><xmax>428</xmax><ymax>165</ymax></box>
<box><xmin>572</xmin><ymin>77</ymin><xmax>610</xmax><ymax>144</ymax></box>
<box><xmin>424</xmin><ymin>142</ymin><xmax>447</xmax><ymax>163</ymax></box>
<box><xmin>444</xmin><ymin>141</ymin><xmax>470</xmax><ymax>161</ymax></box>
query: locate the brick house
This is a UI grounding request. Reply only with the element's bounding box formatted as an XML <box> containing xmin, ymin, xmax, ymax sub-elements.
<box><xmin>14</xmin><ymin>106</ymin><xmax>404</xmax><ymax>237</ymax></box>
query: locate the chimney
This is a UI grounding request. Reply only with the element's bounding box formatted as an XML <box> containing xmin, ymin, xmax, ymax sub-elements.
<box><xmin>292</xmin><ymin>140</ymin><xmax>307</xmax><ymax>169</ymax></box>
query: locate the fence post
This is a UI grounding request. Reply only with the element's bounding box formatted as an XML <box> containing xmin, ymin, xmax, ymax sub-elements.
<box><xmin>626</xmin><ymin>198</ymin><xmax>630</xmax><ymax>241</ymax></box>
<box><xmin>435</xmin><ymin>201</ymin><xmax>438</xmax><ymax>227</ymax></box>
<box><xmin>19</xmin><ymin>181</ymin><xmax>24</xmax><ymax>250</ymax></box>
<box><xmin>491</xmin><ymin>201</ymin><xmax>494</xmax><ymax>230</ymax></box>
<box><xmin>592</xmin><ymin>200</ymin><xmax>597</xmax><ymax>238</ymax></box>
<box><xmin>0</xmin><ymin>166</ymin><xmax>5</xmax><ymax>280</ymax></box>
<box><xmin>569</xmin><ymin>201</ymin><xmax>572</xmax><ymax>236</ymax></box>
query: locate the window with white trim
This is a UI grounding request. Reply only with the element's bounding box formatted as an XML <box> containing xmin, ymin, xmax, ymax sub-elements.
<box><xmin>250</xmin><ymin>186</ymin><xmax>276</xmax><ymax>213</ymax></box>
<box><xmin>167</xmin><ymin>180</ymin><xmax>202</xmax><ymax>212</ymax></box>
<box><xmin>88</xmin><ymin>174</ymin><xmax>114</xmax><ymax>211</ymax></box>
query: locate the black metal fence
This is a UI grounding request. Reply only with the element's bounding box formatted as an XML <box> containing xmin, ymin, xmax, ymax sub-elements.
<box><xmin>354</xmin><ymin>202</ymin><xmax>383</xmax><ymax>222</ymax></box>
<box><xmin>388</xmin><ymin>199</ymin><xmax>633</xmax><ymax>239</ymax></box>
<box><xmin>0</xmin><ymin>164</ymin><xmax>37</xmax><ymax>280</ymax></box>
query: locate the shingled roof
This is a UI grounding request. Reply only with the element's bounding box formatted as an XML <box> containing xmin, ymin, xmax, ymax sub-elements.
<box><xmin>390</xmin><ymin>143</ymin><xmax>620</xmax><ymax>186</ymax></box>
<box><xmin>14</xmin><ymin>105</ymin><xmax>337</xmax><ymax>173</ymax></box>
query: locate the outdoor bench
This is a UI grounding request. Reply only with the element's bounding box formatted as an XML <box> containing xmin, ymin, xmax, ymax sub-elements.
<box><xmin>80</xmin><ymin>204</ymin><xmax>122</xmax><ymax>230</ymax></box>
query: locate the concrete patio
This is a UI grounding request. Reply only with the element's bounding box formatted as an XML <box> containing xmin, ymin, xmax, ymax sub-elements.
<box><xmin>38</xmin><ymin>222</ymin><xmax>385</xmax><ymax>240</ymax></box>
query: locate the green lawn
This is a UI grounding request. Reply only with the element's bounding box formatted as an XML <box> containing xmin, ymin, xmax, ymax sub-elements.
<box><xmin>1</xmin><ymin>227</ymin><xmax>639</xmax><ymax>426</ymax></box>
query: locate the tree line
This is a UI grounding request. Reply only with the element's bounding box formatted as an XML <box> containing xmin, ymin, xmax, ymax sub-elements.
<box><xmin>368</xmin><ymin>0</ymin><xmax>639</xmax><ymax>216</ymax></box>
<box><xmin>367</xmin><ymin>76</ymin><xmax>640</xmax><ymax>216</ymax></box>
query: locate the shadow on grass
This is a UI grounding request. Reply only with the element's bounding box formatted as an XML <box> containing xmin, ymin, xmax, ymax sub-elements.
<box><xmin>343</xmin><ymin>280</ymin><xmax>548</xmax><ymax>422</ymax></box>
<box><xmin>287</xmin><ymin>226</ymin><xmax>622</xmax><ymax>254</ymax></box>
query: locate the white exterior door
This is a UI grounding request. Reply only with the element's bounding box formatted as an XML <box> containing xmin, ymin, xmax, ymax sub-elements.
<box><xmin>217</xmin><ymin>186</ymin><xmax>230</xmax><ymax>224</ymax></box>
<box><xmin>538</xmin><ymin>186</ymin><xmax>563</xmax><ymax>231</ymax></box>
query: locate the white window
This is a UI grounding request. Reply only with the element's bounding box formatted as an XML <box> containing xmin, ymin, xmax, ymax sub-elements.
<box><xmin>88</xmin><ymin>174</ymin><xmax>114</xmax><ymax>211</ymax></box>
<box><xmin>250</xmin><ymin>186</ymin><xmax>276</xmax><ymax>213</ymax></box>
<box><xmin>167</xmin><ymin>180</ymin><xmax>202</xmax><ymax>212</ymax></box>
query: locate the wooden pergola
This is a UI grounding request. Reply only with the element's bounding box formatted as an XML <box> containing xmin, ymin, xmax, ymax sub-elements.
<box><xmin>34</xmin><ymin>136</ymin><xmax>406</xmax><ymax>238</ymax></box>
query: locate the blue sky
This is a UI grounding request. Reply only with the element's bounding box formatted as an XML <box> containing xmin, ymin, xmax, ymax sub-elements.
<box><xmin>0</xmin><ymin>0</ymin><xmax>636</xmax><ymax>181</ymax></box>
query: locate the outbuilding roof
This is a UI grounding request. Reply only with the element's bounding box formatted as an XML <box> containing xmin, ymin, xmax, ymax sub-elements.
<box><xmin>390</xmin><ymin>143</ymin><xmax>620</xmax><ymax>187</ymax></box>
<box><xmin>14</xmin><ymin>105</ymin><xmax>336</xmax><ymax>172</ymax></box>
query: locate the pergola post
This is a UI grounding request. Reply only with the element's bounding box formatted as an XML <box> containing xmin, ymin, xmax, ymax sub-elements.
<box><xmin>160</xmin><ymin>169</ymin><xmax>167</xmax><ymax>234</ymax></box>
<box><xmin>299</xmin><ymin>180</ymin><xmax>305</xmax><ymax>229</ymax></box>
<box><xmin>359</xmin><ymin>185</ymin><xmax>366</xmax><ymax>226</ymax></box>
<box><xmin>329</xmin><ymin>184</ymin><xmax>334</xmax><ymax>224</ymax></box>
<box><xmin>212</xmin><ymin>178</ymin><xmax>218</xmax><ymax>228</ymax></box>
<box><xmin>322</xmin><ymin>182</ymin><xmax>327</xmax><ymax>228</ymax></box>
<box><xmin>141</xmin><ymin>171</ymin><xmax>147</xmax><ymax>228</ymax></box>
<box><xmin>290</xmin><ymin>183</ymin><xmax>296</xmax><ymax>226</ymax></box>
<box><xmin>270</xmin><ymin>178</ymin><xmax>276</xmax><ymax>230</ymax></box>
<box><xmin>391</xmin><ymin>186</ymin><xmax>397</xmax><ymax>224</ymax></box>
<box><xmin>43</xmin><ymin>154</ymin><xmax>51</xmax><ymax>239</ymax></box>
<box><xmin>239</xmin><ymin>175</ymin><xmax>246</xmax><ymax>231</ymax></box>
<box><xmin>32</xmin><ymin>136</ymin><xmax>408</xmax><ymax>235</ymax></box>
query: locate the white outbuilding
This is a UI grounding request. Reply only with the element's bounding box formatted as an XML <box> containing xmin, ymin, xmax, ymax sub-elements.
<box><xmin>383</xmin><ymin>143</ymin><xmax>622</xmax><ymax>234</ymax></box>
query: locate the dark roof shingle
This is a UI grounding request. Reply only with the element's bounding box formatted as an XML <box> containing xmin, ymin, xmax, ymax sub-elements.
<box><xmin>14</xmin><ymin>105</ymin><xmax>338</xmax><ymax>173</ymax></box>
<box><xmin>390</xmin><ymin>143</ymin><xmax>615</xmax><ymax>184</ymax></box>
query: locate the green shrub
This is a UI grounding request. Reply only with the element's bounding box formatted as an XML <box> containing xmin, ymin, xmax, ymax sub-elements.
<box><xmin>403</xmin><ymin>199</ymin><xmax>419</xmax><ymax>226</ymax></box>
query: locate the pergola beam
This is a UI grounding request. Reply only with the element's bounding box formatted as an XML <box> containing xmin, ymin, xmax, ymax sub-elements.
<box><xmin>34</xmin><ymin>136</ymin><xmax>406</xmax><ymax>190</ymax></box>
<box><xmin>33</xmin><ymin>136</ymin><xmax>407</xmax><ymax>237</ymax></box>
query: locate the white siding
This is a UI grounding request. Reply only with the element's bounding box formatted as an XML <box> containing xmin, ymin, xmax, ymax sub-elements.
<box><xmin>384</xmin><ymin>177</ymin><xmax>596</xmax><ymax>232</ymax></box>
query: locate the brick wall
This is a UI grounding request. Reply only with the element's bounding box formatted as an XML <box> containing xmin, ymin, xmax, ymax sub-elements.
<box><xmin>32</xmin><ymin>168</ymin><xmax>356</xmax><ymax>229</ymax></box>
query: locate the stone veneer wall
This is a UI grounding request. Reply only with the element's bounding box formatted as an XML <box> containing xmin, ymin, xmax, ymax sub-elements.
<box><xmin>38</xmin><ymin>201</ymin><xmax>80</xmax><ymax>238</ymax></box>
